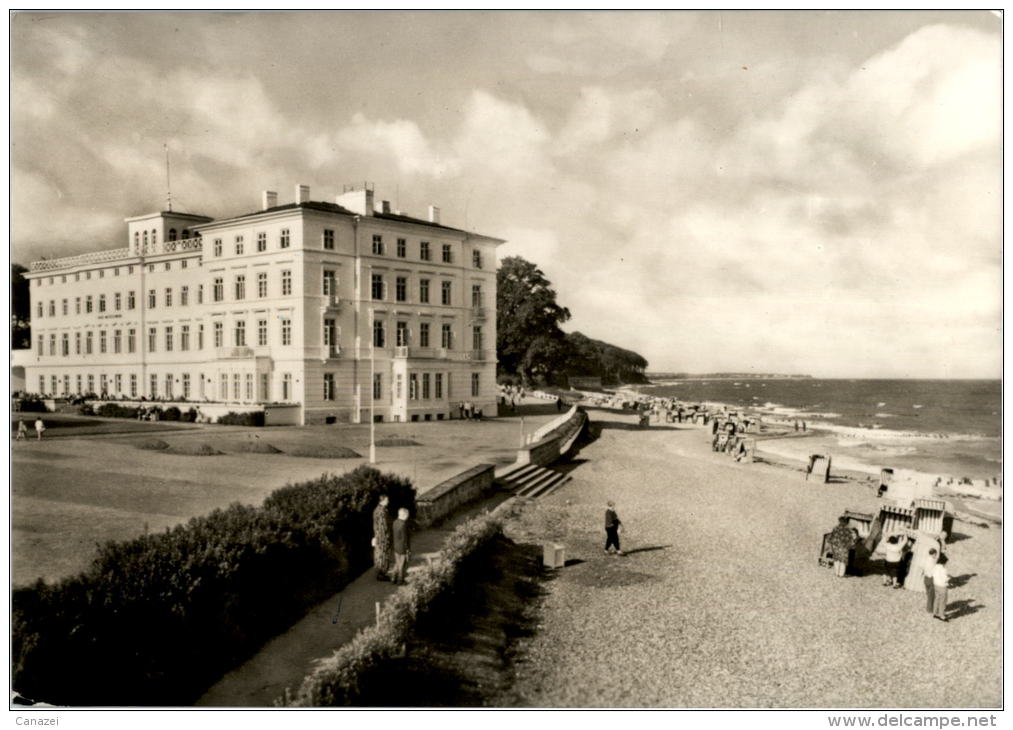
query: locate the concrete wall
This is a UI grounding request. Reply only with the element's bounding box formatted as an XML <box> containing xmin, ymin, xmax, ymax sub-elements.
<box><xmin>415</xmin><ymin>463</ymin><xmax>496</xmax><ymax>528</ymax></box>
<box><xmin>517</xmin><ymin>406</ymin><xmax>588</xmax><ymax>467</ymax></box>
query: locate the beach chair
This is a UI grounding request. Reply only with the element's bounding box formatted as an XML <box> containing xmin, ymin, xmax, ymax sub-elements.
<box><xmin>913</xmin><ymin>498</ymin><xmax>947</xmax><ymax>535</ymax></box>
<box><xmin>805</xmin><ymin>454</ymin><xmax>831</xmax><ymax>483</ymax></box>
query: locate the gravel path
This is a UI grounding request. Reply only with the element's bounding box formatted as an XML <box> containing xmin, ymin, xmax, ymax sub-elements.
<box><xmin>503</xmin><ymin>411</ymin><xmax>1002</xmax><ymax>707</ymax></box>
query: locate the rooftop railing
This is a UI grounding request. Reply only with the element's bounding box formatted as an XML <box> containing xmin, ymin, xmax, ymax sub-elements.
<box><xmin>29</xmin><ymin>237</ymin><xmax>203</xmax><ymax>272</ymax></box>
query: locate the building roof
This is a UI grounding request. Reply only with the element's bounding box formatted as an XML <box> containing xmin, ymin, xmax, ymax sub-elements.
<box><xmin>211</xmin><ymin>200</ymin><xmax>480</xmax><ymax>236</ymax></box>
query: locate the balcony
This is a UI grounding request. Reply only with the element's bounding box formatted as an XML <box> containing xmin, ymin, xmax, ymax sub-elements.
<box><xmin>464</xmin><ymin>349</ymin><xmax>489</xmax><ymax>361</ymax></box>
<box><xmin>320</xmin><ymin>345</ymin><xmax>341</xmax><ymax>360</ymax></box>
<box><xmin>393</xmin><ymin>346</ymin><xmax>443</xmax><ymax>359</ymax></box>
<box><xmin>320</xmin><ymin>292</ymin><xmax>341</xmax><ymax>311</ymax></box>
<box><xmin>470</xmin><ymin>306</ymin><xmax>488</xmax><ymax>320</ymax></box>
<box><xmin>216</xmin><ymin>346</ymin><xmax>255</xmax><ymax>359</ymax></box>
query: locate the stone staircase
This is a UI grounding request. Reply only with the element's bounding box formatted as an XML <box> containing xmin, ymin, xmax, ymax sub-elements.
<box><xmin>496</xmin><ymin>463</ymin><xmax>570</xmax><ymax>499</ymax></box>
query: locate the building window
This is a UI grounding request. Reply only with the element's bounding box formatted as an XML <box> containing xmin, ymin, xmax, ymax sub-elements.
<box><xmin>180</xmin><ymin>286</ymin><xmax>189</xmax><ymax>306</ymax></box>
<box><xmin>245</xmin><ymin>373</ymin><xmax>253</xmax><ymax>401</ymax></box>
<box><xmin>442</xmin><ymin>244</ymin><xmax>452</xmax><ymax>263</ymax></box>
<box><xmin>473</xmin><ymin>249</ymin><xmax>483</xmax><ymax>268</ymax></box>
<box><xmin>85</xmin><ymin>331</ymin><xmax>93</xmax><ymax>354</ymax></box>
<box><xmin>48</xmin><ymin>300</ymin><xmax>56</xmax><ymax>317</ymax></box>
<box><xmin>164</xmin><ymin>262</ymin><xmax>171</xmax><ymax>272</ymax></box>
<box><xmin>198</xmin><ymin>324</ymin><xmax>204</xmax><ymax>350</ymax></box>
<box><xmin>213</xmin><ymin>278</ymin><xmax>224</xmax><ymax>302</ymax></box>
<box><xmin>113</xmin><ymin>329</ymin><xmax>122</xmax><ymax>354</ymax></box>
<box><xmin>49</xmin><ymin>375</ymin><xmax>56</xmax><ymax>394</ymax></box>
<box><xmin>323</xmin><ymin>318</ymin><xmax>337</xmax><ymax>355</ymax></box>
<box><xmin>232</xmin><ymin>374</ymin><xmax>241</xmax><ymax>401</ymax></box>
<box><xmin>149</xmin><ymin>373</ymin><xmax>158</xmax><ymax>399</ymax></box>
<box><xmin>422</xmin><ymin>373</ymin><xmax>431</xmax><ymax>399</ymax></box>
<box><xmin>130</xmin><ymin>374</ymin><xmax>138</xmax><ymax>398</ymax></box>
<box><xmin>473</xmin><ymin>325</ymin><xmax>483</xmax><ymax>351</ymax></box>
<box><xmin>435</xmin><ymin>372</ymin><xmax>443</xmax><ymax>399</ymax></box>
<box><xmin>396</xmin><ymin>276</ymin><xmax>407</xmax><ymax>302</ymax></box>
<box><xmin>86</xmin><ymin>295</ymin><xmax>93</xmax><ymax>313</ymax></box>
<box><xmin>409</xmin><ymin>373</ymin><xmax>419</xmax><ymax>400</ymax></box>
<box><xmin>214</xmin><ymin>322</ymin><xmax>224</xmax><ymax>347</ymax></box>
<box><xmin>182</xmin><ymin>373</ymin><xmax>191</xmax><ymax>400</ymax></box>
<box><xmin>36</xmin><ymin>301</ymin><xmax>42</xmax><ymax>319</ymax></box>
<box><xmin>441</xmin><ymin>323</ymin><xmax>453</xmax><ymax>349</ymax></box>
<box><xmin>100</xmin><ymin>374</ymin><xmax>108</xmax><ymax>396</ymax></box>
<box><xmin>257</xmin><ymin>319</ymin><xmax>268</xmax><ymax>346</ymax></box>
<box><xmin>99</xmin><ymin>330</ymin><xmax>107</xmax><ymax>354</ymax></box>
<box><xmin>282</xmin><ymin>373</ymin><xmax>292</xmax><ymax>401</ymax></box>
<box><xmin>181</xmin><ymin>325</ymin><xmax>190</xmax><ymax>351</ymax></box>
<box><xmin>323</xmin><ymin>270</ymin><xmax>336</xmax><ymax>297</ymax></box>
<box><xmin>280</xmin><ymin>229</ymin><xmax>290</xmax><ymax>249</ymax></box>
<box><xmin>61</xmin><ymin>333</ymin><xmax>69</xmax><ymax>356</ymax></box>
<box><xmin>441</xmin><ymin>281</ymin><xmax>452</xmax><ymax>306</ymax></box>
<box><xmin>259</xmin><ymin>373</ymin><xmax>270</xmax><ymax>402</ymax></box>
<box><xmin>37</xmin><ymin>336</ymin><xmax>43</xmax><ymax>357</ymax></box>
<box><xmin>419</xmin><ymin>279</ymin><xmax>430</xmax><ymax>303</ymax></box>
<box><xmin>235</xmin><ymin>235</ymin><xmax>244</xmax><ymax>255</ymax></box>
<box><xmin>165</xmin><ymin>326</ymin><xmax>173</xmax><ymax>352</ymax></box>
<box><xmin>371</xmin><ymin>273</ymin><xmax>384</xmax><ymax>300</ymax></box>
<box><xmin>258</xmin><ymin>272</ymin><xmax>268</xmax><ymax>298</ymax></box>
<box><xmin>164</xmin><ymin>288</ymin><xmax>172</xmax><ymax>307</ymax></box>
<box><xmin>419</xmin><ymin>322</ymin><xmax>430</xmax><ymax>348</ymax></box>
<box><xmin>323</xmin><ymin>229</ymin><xmax>335</xmax><ymax>250</ymax></box>
<box><xmin>75</xmin><ymin>297</ymin><xmax>81</xmax><ymax>314</ymax></box>
<box><xmin>471</xmin><ymin>372</ymin><xmax>480</xmax><ymax>397</ymax></box>
<box><xmin>235</xmin><ymin>320</ymin><xmax>246</xmax><ymax>347</ymax></box>
<box><xmin>372</xmin><ymin>234</ymin><xmax>384</xmax><ymax>255</ymax></box>
<box><xmin>85</xmin><ymin>374</ymin><xmax>92</xmax><ymax>394</ymax></box>
<box><xmin>397</xmin><ymin>238</ymin><xmax>406</xmax><ymax>258</ymax></box>
<box><xmin>420</xmin><ymin>241</ymin><xmax>431</xmax><ymax>261</ymax></box>
<box><xmin>165</xmin><ymin>374</ymin><xmax>174</xmax><ymax>400</ymax></box>
<box><xmin>213</xmin><ymin>238</ymin><xmax>223</xmax><ymax>256</ymax></box>
<box><xmin>169</xmin><ymin>228</ymin><xmax>177</xmax><ymax>241</ymax></box>
<box><xmin>128</xmin><ymin>329</ymin><xmax>136</xmax><ymax>353</ymax></box>
<box><xmin>257</xmin><ymin>232</ymin><xmax>267</xmax><ymax>252</ymax></box>
<box><xmin>74</xmin><ymin>332</ymin><xmax>81</xmax><ymax>355</ymax></box>
<box><xmin>281</xmin><ymin>319</ymin><xmax>291</xmax><ymax>346</ymax></box>
<box><xmin>396</xmin><ymin>321</ymin><xmax>408</xmax><ymax>347</ymax></box>
<box><xmin>114</xmin><ymin>374</ymin><xmax>122</xmax><ymax>395</ymax></box>
<box><xmin>281</xmin><ymin>270</ymin><xmax>292</xmax><ymax>296</ymax></box>
<box><xmin>148</xmin><ymin>289</ymin><xmax>156</xmax><ymax>308</ymax></box>
<box><xmin>235</xmin><ymin>275</ymin><xmax>246</xmax><ymax>300</ymax></box>
<box><xmin>181</xmin><ymin>259</ymin><xmax>188</xmax><ymax>269</ymax></box>
<box><xmin>197</xmin><ymin>285</ymin><xmax>204</xmax><ymax>305</ymax></box>
<box><xmin>143</xmin><ymin>231</ymin><xmax>148</xmax><ymax>248</ymax></box>
<box><xmin>114</xmin><ymin>292</ymin><xmax>122</xmax><ymax>311</ymax></box>
<box><xmin>61</xmin><ymin>299</ymin><xmax>68</xmax><ymax>316</ymax></box>
<box><xmin>372</xmin><ymin>319</ymin><xmax>385</xmax><ymax>348</ymax></box>
<box><xmin>324</xmin><ymin>373</ymin><xmax>335</xmax><ymax>401</ymax></box>
<box><xmin>472</xmin><ymin>284</ymin><xmax>482</xmax><ymax>307</ymax></box>
<box><xmin>366</xmin><ymin>371</ymin><xmax>380</xmax><ymax>402</ymax></box>
<box><xmin>127</xmin><ymin>291</ymin><xmax>136</xmax><ymax>310</ymax></box>
<box><xmin>219</xmin><ymin>374</ymin><xmax>228</xmax><ymax>400</ymax></box>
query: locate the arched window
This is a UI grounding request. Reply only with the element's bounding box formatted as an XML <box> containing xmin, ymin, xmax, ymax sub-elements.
<box><xmin>143</xmin><ymin>231</ymin><xmax>148</xmax><ymax>246</ymax></box>
<box><xmin>168</xmin><ymin>228</ymin><xmax>177</xmax><ymax>241</ymax></box>
<box><xmin>182</xmin><ymin>229</ymin><xmax>190</xmax><ymax>239</ymax></box>
<box><xmin>134</xmin><ymin>232</ymin><xmax>140</xmax><ymax>248</ymax></box>
<box><xmin>151</xmin><ymin>229</ymin><xmax>158</xmax><ymax>244</ymax></box>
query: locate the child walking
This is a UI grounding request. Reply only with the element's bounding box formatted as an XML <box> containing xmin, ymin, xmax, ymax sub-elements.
<box><xmin>604</xmin><ymin>501</ymin><xmax>623</xmax><ymax>556</ymax></box>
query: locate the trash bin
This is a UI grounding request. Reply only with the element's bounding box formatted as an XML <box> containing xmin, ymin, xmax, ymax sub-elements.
<box><xmin>543</xmin><ymin>542</ymin><xmax>566</xmax><ymax>568</ymax></box>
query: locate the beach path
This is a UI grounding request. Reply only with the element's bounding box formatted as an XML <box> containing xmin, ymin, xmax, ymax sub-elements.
<box><xmin>504</xmin><ymin>409</ymin><xmax>1001</xmax><ymax>707</ymax></box>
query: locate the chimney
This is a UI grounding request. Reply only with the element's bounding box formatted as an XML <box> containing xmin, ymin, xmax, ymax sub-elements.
<box><xmin>428</xmin><ymin>205</ymin><xmax>440</xmax><ymax>224</ymax></box>
<box><xmin>379</xmin><ymin>200</ymin><xmax>391</xmax><ymax>214</ymax></box>
<box><xmin>262</xmin><ymin>190</ymin><xmax>278</xmax><ymax>210</ymax></box>
<box><xmin>334</xmin><ymin>186</ymin><xmax>374</xmax><ymax>216</ymax></box>
<box><xmin>295</xmin><ymin>184</ymin><xmax>310</xmax><ymax>204</ymax></box>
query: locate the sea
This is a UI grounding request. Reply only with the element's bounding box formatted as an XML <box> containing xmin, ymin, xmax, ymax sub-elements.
<box><xmin>640</xmin><ymin>379</ymin><xmax>1002</xmax><ymax>486</ymax></box>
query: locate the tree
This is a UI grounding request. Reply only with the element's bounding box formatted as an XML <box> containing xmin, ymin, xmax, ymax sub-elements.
<box><xmin>11</xmin><ymin>264</ymin><xmax>30</xmax><ymax>349</ymax></box>
<box><xmin>496</xmin><ymin>256</ymin><xmax>571</xmax><ymax>383</ymax></box>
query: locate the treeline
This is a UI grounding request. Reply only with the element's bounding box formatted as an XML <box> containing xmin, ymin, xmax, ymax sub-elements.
<box><xmin>496</xmin><ymin>256</ymin><xmax>648</xmax><ymax>387</ymax></box>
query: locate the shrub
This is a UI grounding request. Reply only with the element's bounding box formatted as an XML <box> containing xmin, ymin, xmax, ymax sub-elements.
<box><xmin>288</xmin><ymin>446</ymin><xmax>361</xmax><ymax>459</ymax></box>
<box><xmin>96</xmin><ymin>403</ymin><xmax>141</xmax><ymax>420</ymax></box>
<box><xmin>11</xmin><ymin>466</ymin><xmax>416</xmax><ymax>706</ymax></box>
<box><xmin>162</xmin><ymin>406</ymin><xmax>182</xmax><ymax>422</ymax></box>
<box><xmin>167</xmin><ymin>443</ymin><xmax>222</xmax><ymax>456</ymax></box>
<box><xmin>135</xmin><ymin>438</ymin><xmax>170</xmax><ymax>451</ymax></box>
<box><xmin>182</xmin><ymin>408</ymin><xmax>198</xmax><ymax>423</ymax></box>
<box><xmin>280</xmin><ymin>513</ymin><xmax>502</xmax><ymax>707</ymax></box>
<box><xmin>375</xmin><ymin>437</ymin><xmax>420</xmax><ymax>447</ymax></box>
<box><xmin>15</xmin><ymin>395</ymin><xmax>48</xmax><ymax>413</ymax></box>
<box><xmin>217</xmin><ymin>411</ymin><xmax>266</xmax><ymax>427</ymax></box>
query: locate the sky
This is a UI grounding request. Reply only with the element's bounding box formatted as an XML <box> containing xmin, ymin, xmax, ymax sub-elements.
<box><xmin>10</xmin><ymin>10</ymin><xmax>1002</xmax><ymax>378</ymax></box>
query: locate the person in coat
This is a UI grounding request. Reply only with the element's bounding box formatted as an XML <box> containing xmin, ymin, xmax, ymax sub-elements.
<box><xmin>371</xmin><ymin>495</ymin><xmax>393</xmax><ymax>581</ymax></box>
<box><xmin>391</xmin><ymin>508</ymin><xmax>411</xmax><ymax>584</ymax></box>
<box><xmin>828</xmin><ymin>516</ymin><xmax>858</xmax><ymax>577</ymax></box>
<box><xmin>605</xmin><ymin>501</ymin><xmax>623</xmax><ymax>556</ymax></box>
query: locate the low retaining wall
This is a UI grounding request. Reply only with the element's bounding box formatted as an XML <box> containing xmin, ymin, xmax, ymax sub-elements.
<box><xmin>517</xmin><ymin>406</ymin><xmax>588</xmax><ymax>467</ymax></box>
<box><xmin>415</xmin><ymin>463</ymin><xmax>496</xmax><ymax>528</ymax></box>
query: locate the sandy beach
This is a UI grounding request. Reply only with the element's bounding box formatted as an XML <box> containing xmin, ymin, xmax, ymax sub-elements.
<box><xmin>502</xmin><ymin>408</ymin><xmax>1001</xmax><ymax>707</ymax></box>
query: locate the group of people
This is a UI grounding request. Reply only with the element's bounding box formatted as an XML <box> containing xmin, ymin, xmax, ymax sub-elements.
<box><xmin>371</xmin><ymin>495</ymin><xmax>412</xmax><ymax>584</ymax></box>
<box><xmin>457</xmin><ymin>401</ymin><xmax>482</xmax><ymax>420</ymax></box>
<box><xmin>14</xmin><ymin>417</ymin><xmax>46</xmax><ymax>440</ymax></box>
<box><xmin>827</xmin><ymin>516</ymin><xmax>951</xmax><ymax>622</ymax></box>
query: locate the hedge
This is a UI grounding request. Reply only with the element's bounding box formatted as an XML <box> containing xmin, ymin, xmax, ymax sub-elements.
<box><xmin>279</xmin><ymin>512</ymin><xmax>503</xmax><ymax>707</ymax></box>
<box><xmin>217</xmin><ymin>411</ymin><xmax>265</xmax><ymax>427</ymax></box>
<box><xmin>12</xmin><ymin>466</ymin><xmax>415</xmax><ymax>706</ymax></box>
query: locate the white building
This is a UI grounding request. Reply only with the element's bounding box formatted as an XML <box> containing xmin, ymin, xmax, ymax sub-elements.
<box><xmin>23</xmin><ymin>184</ymin><xmax>503</xmax><ymax>424</ymax></box>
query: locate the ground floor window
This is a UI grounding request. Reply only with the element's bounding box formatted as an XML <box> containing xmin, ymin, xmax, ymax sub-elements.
<box><xmin>76</xmin><ymin>374</ymin><xmax>82</xmax><ymax>394</ymax></box>
<box><xmin>130</xmin><ymin>374</ymin><xmax>137</xmax><ymax>398</ymax></box>
<box><xmin>64</xmin><ymin>375</ymin><xmax>71</xmax><ymax>395</ymax></box>
<box><xmin>232</xmin><ymin>373</ymin><xmax>241</xmax><ymax>401</ymax></box>
<box><xmin>182</xmin><ymin>373</ymin><xmax>191</xmax><ymax>400</ymax></box>
<box><xmin>150</xmin><ymin>374</ymin><xmax>158</xmax><ymax>398</ymax></box>
<box><xmin>324</xmin><ymin>373</ymin><xmax>335</xmax><ymax>401</ymax></box>
<box><xmin>86</xmin><ymin>375</ymin><xmax>94</xmax><ymax>394</ymax></box>
<box><xmin>409</xmin><ymin>373</ymin><xmax>418</xmax><ymax>400</ymax></box>
<box><xmin>422</xmin><ymin>372</ymin><xmax>431</xmax><ymax>399</ymax></box>
<box><xmin>372</xmin><ymin>373</ymin><xmax>382</xmax><ymax>400</ymax></box>
<box><xmin>260</xmin><ymin>373</ymin><xmax>270</xmax><ymax>402</ymax></box>
<box><xmin>38</xmin><ymin>376</ymin><xmax>45</xmax><ymax>393</ymax></box>
<box><xmin>282</xmin><ymin>373</ymin><xmax>292</xmax><ymax>401</ymax></box>
<box><xmin>435</xmin><ymin>372</ymin><xmax>443</xmax><ymax>399</ymax></box>
<box><xmin>165</xmin><ymin>374</ymin><xmax>174</xmax><ymax>400</ymax></box>
<box><xmin>245</xmin><ymin>373</ymin><xmax>253</xmax><ymax>401</ymax></box>
<box><xmin>471</xmin><ymin>372</ymin><xmax>480</xmax><ymax>397</ymax></box>
<box><xmin>220</xmin><ymin>374</ymin><xmax>228</xmax><ymax>401</ymax></box>
<box><xmin>100</xmin><ymin>374</ymin><xmax>108</xmax><ymax>395</ymax></box>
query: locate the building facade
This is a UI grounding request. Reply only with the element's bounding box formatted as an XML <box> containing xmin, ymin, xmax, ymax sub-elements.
<box><xmin>24</xmin><ymin>184</ymin><xmax>503</xmax><ymax>424</ymax></box>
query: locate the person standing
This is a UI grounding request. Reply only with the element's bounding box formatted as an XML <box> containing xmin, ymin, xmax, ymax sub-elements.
<box><xmin>16</xmin><ymin>419</ymin><xmax>27</xmax><ymax>441</ymax></box>
<box><xmin>882</xmin><ymin>534</ymin><xmax>910</xmax><ymax>588</ymax></box>
<box><xmin>34</xmin><ymin>417</ymin><xmax>45</xmax><ymax>440</ymax></box>
<box><xmin>932</xmin><ymin>554</ymin><xmax>950</xmax><ymax>621</ymax></box>
<box><xmin>604</xmin><ymin>501</ymin><xmax>623</xmax><ymax>556</ymax></box>
<box><xmin>828</xmin><ymin>516</ymin><xmax>858</xmax><ymax>578</ymax></box>
<box><xmin>371</xmin><ymin>495</ymin><xmax>393</xmax><ymax>581</ymax></box>
<box><xmin>391</xmin><ymin>507</ymin><xmax>411</xmax><ymax>584</ymax></box>
<box><xmin>923</xmin><ymin>548</ymin><xmax>939</xmax><ymax>613</ymax></box>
